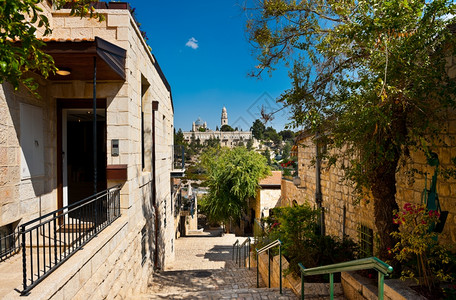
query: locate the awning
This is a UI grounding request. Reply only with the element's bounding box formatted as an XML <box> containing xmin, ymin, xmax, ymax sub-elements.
<box><xmin>43</xmin><ymin>36</ymin><xmax>126</xmax><ymax>81</ymax></box>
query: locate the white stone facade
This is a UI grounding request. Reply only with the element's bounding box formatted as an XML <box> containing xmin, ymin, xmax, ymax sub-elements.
<box><xmin>183</xmin><ymin>107</ymin><xmax>254</xmax><ymax>148</ymax></box>
<box><xmin>0</xmin><ymin>2</ymin><xmax>175</xmax><ymax>299</ymax></box>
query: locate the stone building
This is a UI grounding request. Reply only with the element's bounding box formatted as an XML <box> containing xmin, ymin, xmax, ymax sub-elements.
<box><xmin>0</xmin><ymin>2</ymin><xmax>179</xmax><ymax>299</ymax></box>
<box><xmin>254</xmin><ymin>171</ymin><xmax>282</xmax><ymax>219</ymax></box>
<box><xmin>281</xmin><ymin>121</ymin><xmax>456</xmax><ymax>256</ymax></box>
<box><xmin>183</xmin><ymin>107</ymin><xmax>253</xmax><ymax>148</ymax></box>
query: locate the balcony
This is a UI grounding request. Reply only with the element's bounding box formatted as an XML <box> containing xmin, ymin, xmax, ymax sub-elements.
<box><xmin>171</xmin><ymin>145</ymin><xmax>186</xmax><ymax>178</ymax></box>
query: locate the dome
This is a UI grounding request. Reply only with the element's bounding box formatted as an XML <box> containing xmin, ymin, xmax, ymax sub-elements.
<box><xmin>195</xmin><ymin>117</ymin><xmax>204</xmax><ymax>126</ymax></box>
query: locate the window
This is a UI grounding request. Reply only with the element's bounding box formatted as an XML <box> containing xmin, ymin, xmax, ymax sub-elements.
<box><xmin>20</xmin><ymin>103</ymin><xmax>44</xmax><ymax>179</ymax></box>
<box><xmin>0</xmin><ymin>222</ymin><xmax>18</xmax><ymax>260</ymax></box>
<box><xmin>358</xmin><ymin>224</ymin><xmax>373</xmax><ymax>258</ymax></box>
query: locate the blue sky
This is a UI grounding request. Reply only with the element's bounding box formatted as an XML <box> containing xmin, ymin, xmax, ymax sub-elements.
<box><xmin>131</xmin><ymin>1</ymin><xmax>293</xmax><ymax>131</ymax></box>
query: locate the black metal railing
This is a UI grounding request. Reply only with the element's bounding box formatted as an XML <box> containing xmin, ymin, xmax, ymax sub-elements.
<box><xmin>173</xmin><ymin>145</ymin><xmax>185</xmax><ymax>170</ymax></box>
<box><xmin>19</xmin><ymin>184</ymin><xmax>121</xmax><ymax>295</ymax></box>
<box><xmin>0</xmin><ymin>227</ymin><xmax>20</xmax><ymax>261</ymax></box>
<box><xmin>233</xmin><ymin>237</ymin><xmax>251</xmax><ymax>269</ymax></box>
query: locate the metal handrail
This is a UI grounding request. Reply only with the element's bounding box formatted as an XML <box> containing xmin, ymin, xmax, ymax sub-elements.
<box><xmin>257</xmin><ymin>239</ymin><xmax>281</xmax><ymax>254</ymax></box>
<box><xmin>232</xmin><ymin>239</ymin><xmax>239</xmax><ymax>260</ymax></box>
<box><xmin>238</xmin><ymin>237</ymin><xmax>251</xmax><ymax>268</ymax></box>
<box><xmin>19</xmin><ymin>184</ymin><xmax>122</xmax><ymax>295</ymax></box>
<box><xmin>255</xmin><ymin>239</ymin><xmax>283</xmax><ymax>294</ymax></box>
<box><xmin>298</xmin><ymin>257</ymin><xmax>393</xmax><ymax>300</ymax></box>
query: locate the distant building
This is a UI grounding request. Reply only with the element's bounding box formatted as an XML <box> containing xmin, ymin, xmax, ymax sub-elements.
<box><xmin>183</xmin><ymin>107</ymin><xmax>253</xmax><ymax>148</ymax></box>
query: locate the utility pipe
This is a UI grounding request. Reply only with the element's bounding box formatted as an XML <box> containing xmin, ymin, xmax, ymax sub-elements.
<box><xmin>315</xmin><ymin>132</ymin><xmax>324</xmax><ymax>235</ymax></box>
<box><xmin>93</xmin><ymin>56</ymin><xmax>97</xmax><ymax>194</ymax></box>
<box><xmin>152</xmin><ymin>100</ymin><xmax>159</xmax><ymax>270</ymax></box>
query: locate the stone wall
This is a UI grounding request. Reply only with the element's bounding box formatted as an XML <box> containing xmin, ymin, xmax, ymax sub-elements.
<box><xmin>0</xmin><ymin>2</ymin><xmax>175</xmax><ymax>298</ymax></box>
<box><xmin>282</xmin><ymin>122</ymin><xmax>456</xmax><ymax>251</ymax></box>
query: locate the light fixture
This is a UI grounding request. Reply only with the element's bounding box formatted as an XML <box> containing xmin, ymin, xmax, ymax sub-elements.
<box><xmin>56</xmin><ymin>67</ymin><xmax>71</xmax><ymax>76</ymax></box>
<box><xmin>293</xmin><ymin>176</ymin><xmax>301</xmax><ymax>187</ymax></box>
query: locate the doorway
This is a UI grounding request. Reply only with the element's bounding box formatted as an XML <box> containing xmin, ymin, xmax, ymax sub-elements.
<box><xmin>57</xmin><ymin>100</ymin><xmax>107</xmax><ymax>210</ymax></box>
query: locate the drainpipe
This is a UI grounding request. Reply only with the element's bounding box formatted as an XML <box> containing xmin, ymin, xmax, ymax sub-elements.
<box><xmin>152</xmin><ymin>100</ymin><xmax>159</xmax><ymax>270</ymax></box>
<box><xmin>93</xmin><ymin>56</ymin><xmax>97</xmax><ymax>194</ymax></box>
<box><xmin>315</xmin><ymin>132</ymin><xmax>324</xmax><ymax>235</ymax></box>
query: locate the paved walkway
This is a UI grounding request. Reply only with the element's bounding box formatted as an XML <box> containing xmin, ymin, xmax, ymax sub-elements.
<box><xmin>131</xmin><ymin>228</ymin><xmax>298</xmax><ymax>299</ymax></box>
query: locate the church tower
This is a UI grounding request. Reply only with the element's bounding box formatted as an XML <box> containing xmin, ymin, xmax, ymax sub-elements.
<box><xmin>221</xmin><ymin>107</ymin><xmax>228</xmax><ymax>126</ymax></box>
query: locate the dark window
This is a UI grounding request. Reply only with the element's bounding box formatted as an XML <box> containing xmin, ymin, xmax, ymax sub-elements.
<box><xmin>358</xmin><ymin>224</ymin><xmax>373</xmax><ymax>258</ymax></box>
<box><xmin>0</xmin><ymin>222</ymin><xmax>18</xmax><ymax>261</ymax></box>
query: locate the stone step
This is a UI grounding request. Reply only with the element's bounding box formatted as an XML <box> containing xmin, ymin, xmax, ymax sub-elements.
<box><xmin>129</xmin><ymin>287</ymin><xmax>298</xmax><ymax>299</ymax></box>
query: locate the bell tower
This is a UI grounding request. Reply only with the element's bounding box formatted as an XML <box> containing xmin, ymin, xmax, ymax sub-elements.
<box><xmin>221</xmin><ymin>107</ymin><xmax>228</xmax><ymax>126</ymax></box>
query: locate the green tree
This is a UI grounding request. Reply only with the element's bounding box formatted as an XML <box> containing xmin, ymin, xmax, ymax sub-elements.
<box><xmin>246</xmin><ymin>139</ymin><xmax>254</xmax><ymax>150</ymax></box>
<box><xmin>262</xmin><ymin>149</ymin><xmax>272</xmax><ymax>165</ymax></box>
<box><xmin>174</xmin><ymin>128</ymin><xmax>185</xmax><ymax>145</ymax></box>
<box><xmin>264</xmin><ymin>126</ymin><xmax>282</xmax><ymax>146</ymax></box>
<box><xmin>279</xmin><ymin>130</ymin><xmax>295</xmax><ymax>141</ymax></box>
<box><xmin>251</xmin><ymin>119</ymin><xmax>266</xmax><ymax>140</ymax></box>
<box><xmin>246</xmin><ymin>0</ymin><xmax>456</xmax><ymax>261</ymax></box>
<box><xmin>204</xmin><ymin>136</ymin><xmax>221</xmax><ymax>148</ymax></box>
<box><xmin>0</xmin><ymin>0</ymin><xmax>103</xmax><ymax>94</ymax></box>
<box><xmin>199</xmin><ymin>147</ymin><xmax>270</xmax><ymax>226</ymax></box>
<box><xmin>282</xmin><ymin>142</ymin><xmax>292</xmax><ymax>161</ymax></box>
<box><xmin>220</xmin><ymin>124</ymin><xmax>235</xmax><ymax>132</ymax></box>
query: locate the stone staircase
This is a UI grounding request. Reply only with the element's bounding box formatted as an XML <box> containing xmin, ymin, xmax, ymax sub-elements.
<box><xmin>128</xmin><ymin>230</ymin><xmax>345</xmax><ymax>299</ymax></box>
<box><xmin>130</xmin><ymin>261</ymin><xmax>297</xmax><ymax>299</ymax></box>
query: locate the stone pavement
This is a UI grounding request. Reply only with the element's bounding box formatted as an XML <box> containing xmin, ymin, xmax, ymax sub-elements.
<box><xmin>130</xmin><ymin>228</ymin><xmax>298</xmax><ymax>299</ymax></box>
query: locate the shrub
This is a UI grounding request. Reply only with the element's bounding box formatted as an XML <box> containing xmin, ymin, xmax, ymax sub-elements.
<box><xmin>391</xmin><ymin>203</ymin><xmax>453</xmax><ymax>290</ymax></box>
<box><xmin>256</xmin><ymin>204</ymin><xmax>358</xmax><ymax>277</ymax></box>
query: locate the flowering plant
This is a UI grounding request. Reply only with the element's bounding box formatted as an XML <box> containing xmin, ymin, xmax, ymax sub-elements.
<box><xmin>390</xmin><ymin>203</ymin><xmax>453</xmax><ymax>289</ymax></box>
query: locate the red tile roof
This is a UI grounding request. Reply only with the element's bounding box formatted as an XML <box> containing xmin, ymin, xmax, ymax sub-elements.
<box><xmin>41</xmin><ymin>37</ymin><xmax>94</xmax><ymax>42</ymax></box>
<box><xmin>259</xmin><ymin>171</ymin><xmax>282</xmax><ymax>187</ymax></box>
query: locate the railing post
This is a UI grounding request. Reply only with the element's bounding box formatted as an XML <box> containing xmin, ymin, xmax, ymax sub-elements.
<box><xmin>248</xmin><ymin>238</ymin><xmax>250</xmax><ymax>269</ymax></box>
<box><xmin>256</xmin><ymin>250</ymin><xmax>259</xmax><ymax>288</ymax></box>
<box><xmin>21</xmin><ymin>225</ymin><xmax>27</xmax><ymax>294</ymax></box>
<box><xmin>330</xmin><ymin>273</ymin><xmax>334</xmax><ymax>300</ymax></box>
<box><xmin>53</xmin><ymin>213</ymin><xmax>57</xmax><ymax>266</ymax></box>
<box><xmin>279</xmin><ymin>244</ymin><xmax>282</xmax><ymax>294</ymax></box>
<box><xmin>301</xmin><ymin>271</ymin><xmax>304</xmax><ymax>300</ymax></box>
<box><xmin>268</xmin><ymin>248</ymin><xmax>271</xmax><ymax>288</ymax></box>
<box><xmin>378</xmin><ymin>271</ymin><xmax>385</xmax><ymax>300</ymax></box>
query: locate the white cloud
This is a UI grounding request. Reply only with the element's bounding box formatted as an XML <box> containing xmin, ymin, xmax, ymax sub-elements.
<box><xmin>185</xmin><ymin>37</ymin><xmax>199</xmax><ymax>50</ymax></box>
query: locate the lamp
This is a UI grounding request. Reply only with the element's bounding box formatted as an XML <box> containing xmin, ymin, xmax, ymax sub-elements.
<box><xmin>293</xmin><ymin>176</ymin><xmax>301</xmax><ymax>186</ymax></box>
<box><xmin>56</xmin><ymin>67</ymin><xmax>71</xmax><ymax>76</ymax></box>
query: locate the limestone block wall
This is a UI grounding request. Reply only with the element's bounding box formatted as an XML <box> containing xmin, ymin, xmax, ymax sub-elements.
<box><xmin>0</xmin><ymin>80</ymin><xmax>58</xmax><ymax>228</ymax></box>
<box><xmin>282</xmin><ymin>124</ymin><xmax>456</xmax><ymax>251</ymax></box>
<box><xmin>0</xmin><ymin>2</ymin><xmax>175</xmax><ymax>298</ymax></box>
<box><xmin>257</xmin><ymin>189</ymin><xmax>281</xmax><ymax>218</ymax></box>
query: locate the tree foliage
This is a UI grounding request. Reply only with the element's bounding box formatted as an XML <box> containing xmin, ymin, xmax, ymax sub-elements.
<box><xmin>246</xmin><ymin>0</ymin><xmax>456</xmax><ymax>261</ymax></box>
<box><xmin>279</xmin><ymin>129</ymin><xmax>295</xmax><ymax>141</ymax></box>
<box><xmin>0</xmin><ymin>0</ymin><xmax>103</xmax><ymax>94</ymax></box>
<box><xmin>174</xmin><ymin>128</ymin><xmax>185</xmax><ymax>145</ymax></box>
<box><xmin>220</xmin><ymin>124</ymin><xmax>235</xmax><ymax>132</ymax></box>
<box><xmin>251</xmin><ymin>119</ymin><xmax>266</xmax><ymax>139</ymax></box>
<box><xmin>199</xmin><ymin>147</ymin><xmax>270</xmax><ymax>225</ymax></box>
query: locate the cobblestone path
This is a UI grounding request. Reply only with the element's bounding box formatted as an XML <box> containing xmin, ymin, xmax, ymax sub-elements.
<box><xmin>131</xmin><ymin>229</ymin><xmax>347</xmax><ymax>299</ymax></box>
<box><xmin>131</xmin><ymin>229</ymin><xmax>297</xmax><ymax>299</ymax></box>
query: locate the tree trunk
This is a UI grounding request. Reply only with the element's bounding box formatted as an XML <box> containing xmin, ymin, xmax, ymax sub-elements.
<box><xmin>370</xmin><ymin>153</ymin><xmax>400</xmax><ymax>270</ymax></box>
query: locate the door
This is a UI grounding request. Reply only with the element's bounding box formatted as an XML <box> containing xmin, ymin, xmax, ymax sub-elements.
<box><xmin>57</xmin><ymin>99</ymin><xmax>107</xmax><ymax>211</ymax></box>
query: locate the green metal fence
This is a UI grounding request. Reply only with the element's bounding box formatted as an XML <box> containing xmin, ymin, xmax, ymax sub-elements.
<box><xmin>298</xmin><ymin>257</ymin><xmax>393</xmax><ymax>300</ymax></box>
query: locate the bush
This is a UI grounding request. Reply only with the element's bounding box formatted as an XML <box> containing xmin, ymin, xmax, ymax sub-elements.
<box><xmin>256</xmin><ymin>204</ymin><xmax>358</xmax><ymax>277</ymax></box>
<box><xmin>390</xmin><ymin>203</ymin><xmax>454</xmax><ymax>290</ymax></box>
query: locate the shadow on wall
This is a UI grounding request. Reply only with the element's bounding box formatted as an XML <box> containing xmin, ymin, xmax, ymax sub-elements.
<box><xmin>141</xmin><ymin>181</ymin><xmax>166</xmax><ymax>271</ymax></box>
